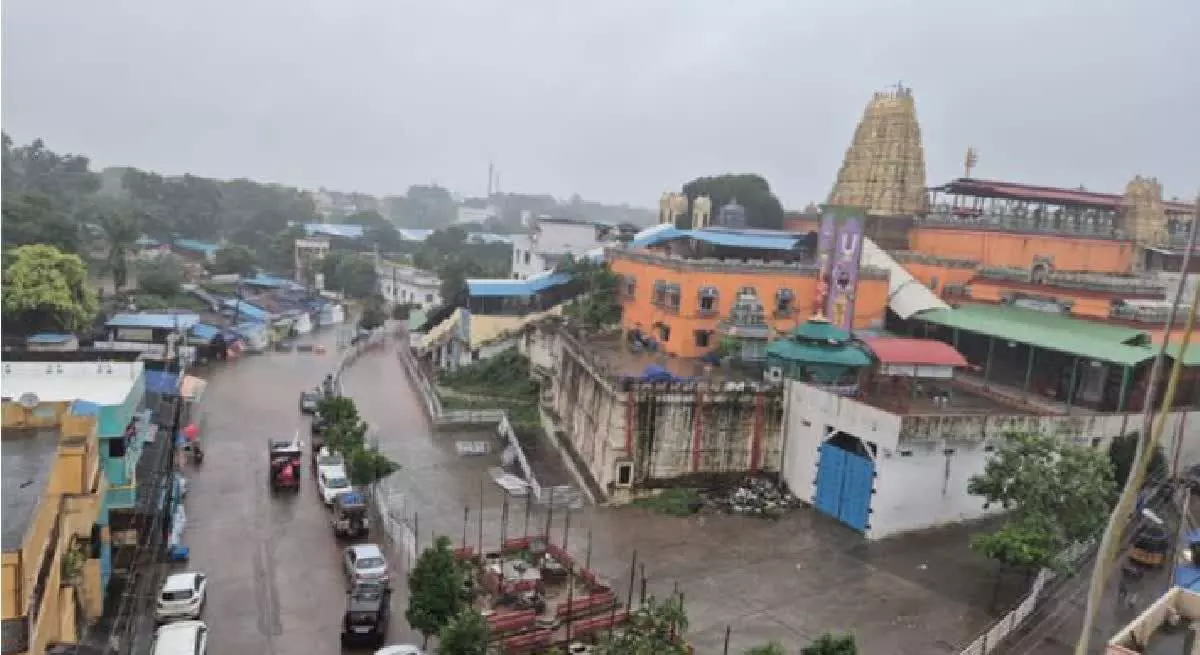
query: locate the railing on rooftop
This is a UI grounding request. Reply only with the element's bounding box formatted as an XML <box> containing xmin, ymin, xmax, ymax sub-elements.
<box><xmin>918</xmin><ymin>208</ymin><xmax>1123</xmax><ymax>239</ymax></box>
<box><xmin>974</xmin><ymin>267</ymin><xmax>1167</xmax><ymax>296</ymax></box>
<box><xmin>612</xmin><ymin>248</ymin><xmax>891</xmax><ymax>279</ymax></box>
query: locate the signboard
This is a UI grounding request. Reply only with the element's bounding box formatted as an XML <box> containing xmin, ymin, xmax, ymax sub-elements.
<box><xmin>817</xmin><ymin>206</ymin><xmax>867</xmax><ymax>332</ymax></box>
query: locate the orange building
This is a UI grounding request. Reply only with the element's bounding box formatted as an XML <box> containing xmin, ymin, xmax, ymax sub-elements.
<box><xmin>610</xmin><ymin>229</ymin><xmax>888</xmax><ymax>359</ymax></box>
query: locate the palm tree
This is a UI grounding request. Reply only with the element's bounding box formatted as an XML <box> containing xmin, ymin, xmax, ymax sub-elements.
<box><xmin>97</xmin><ymin>209</ymin><xmax>140</xmax><ymax>291</ymax></box>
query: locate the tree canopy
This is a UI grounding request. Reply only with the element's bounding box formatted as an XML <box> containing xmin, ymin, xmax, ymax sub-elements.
<box><xmin>801</xmin><ymin>633</ymin><xmax>859</xmax><ymax>655</ymax></box>
<box><xmin>2</xmin><ymin>244</ymin><xmax>98</xmax><ymax>335</ymax></box>
<box><xmin>1</xmin><ymin>193</ymin><xmax>82</xmax><ymax>254</ymax></box>
<box><xmin>406</xmin><ymin>535</ymin><xmax>465</xmax><ymax>647</ymax></box>
<box><xmin>560</xmin><ymin>257</ymin><xmax>622</xmax><ymax>327</ymax></box>
<box><xmin>212</xmin><ymin>245</ymin><xmax>258</xmax><ymax>276</ymax></box>
<box><xmin>320</xmin><ymin>251</ymin><xmax>378</xmax><ymax>298</ymax></box>
<box><xmin>596</xmin><ymin>594</ymin><xmax>690</xmax><ymax>655</ymax></box>
<box><xmin>1108</xmin><ymin>431</ymin><xmax>1168</xmax><ymax>491</ymax></box>
<box><xmin>436</xmin><ymin>608</ymin><xmax>489</xmax><ymax>655</ymax></box>
<box><xmin>681</xmin><ymin>174</ymin><xmax>784</xmax><ymax>230</ymax></box>
<box><xmin>314</xmin><ymin>395</ymin><xmax>398</xmax><ymax>486</ymax></box>
<box><xmin>968</xmin><ymin>431</ymin><xmax>1116</xmax><ymax>570</ymax></box>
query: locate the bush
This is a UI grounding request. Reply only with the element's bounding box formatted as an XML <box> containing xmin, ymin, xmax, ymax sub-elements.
<box><xmin>137</xmin><ymin>256</ymin><xmax>186</xmax><ymax>296</ymax></box>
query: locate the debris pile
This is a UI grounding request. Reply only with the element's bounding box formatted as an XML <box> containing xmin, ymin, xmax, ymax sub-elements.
<box><xmin>704</xmin><ymin>477</ymin><xmax>799</xmax><ymax>517</ymax></box>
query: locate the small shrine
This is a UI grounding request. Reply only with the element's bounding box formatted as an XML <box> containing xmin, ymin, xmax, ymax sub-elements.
<box><xmin>715</xmin><ymin>197</ymin><xmax>747</xmax><ymax>228</ymax></box>
<box><xmin>765</xmin><ymin>314</ymin><xmax>871</xmax><ymax>393</ymax></box>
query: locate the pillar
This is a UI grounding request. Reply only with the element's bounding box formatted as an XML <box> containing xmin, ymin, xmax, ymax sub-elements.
<box><xmin>1116</xmin><ymin>365</ymin><xmax>1132</xmax><ymax>412</ymax></box>
<box><xmin>1066</xmin><ymin>357</ymin><xmax>1080</xmax><ymax>408</ymax></box>
<box><xmin>1023</xmin><ymin>348</ymin><xmax>1037</xmax><ymax>392</ymax></box>
<box><xmin>984</xmin><ymin>337</ymin><xmax>996</xmax><ymax>383</ymax></box>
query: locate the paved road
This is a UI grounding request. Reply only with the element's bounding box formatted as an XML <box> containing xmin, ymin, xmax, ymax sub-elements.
<box><xmin>182</xmin><ymin>327</ymin><xmax>378</xmax><ymax>654</ymax></box>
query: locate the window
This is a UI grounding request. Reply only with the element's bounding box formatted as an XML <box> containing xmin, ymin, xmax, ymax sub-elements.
<box><xmin>657</xmin><ymin>324</ymin><xmax>671</xmax><ymax>342</ymax></box>
<box><xmin>425</xmin><ymin>294</ymin><xmax>433</xmax><ymax>303</ymax></box>
<box><xmin>524</xmin><ymin>251</ymin><xmax>531</xmax><ymax>265</ymax></box>
<box><xmin>775</xmin><ymin>288</ymin><xmax>795</xmax><ymax>316</ymax></box>
<box><xmin>665</xmin><ymin>284</ymin><xmax>681</xmax><ymax>311</ymax></box>
<box><xmin>621</xmin><ymin>275</ymin><xmax>636</xmax><ymax>299</ymax></box>
<box><xmin>694</xmin><ymin>330</ymin><xmax>712</xmax><ymax>348</ymax></box>
<box><xmin>737</xmin><ymin>286</ymin><xmax>757</xmax><ymax>298</ymax></box>
<box><xmin>514</xmin><ymin>249</ymin><xmax>522</xmax><ymax>262</ymax></box>
<box><xmin>697</xmin><ymin>287</ymin><xmax>718</xmax><ymax>314</ymax></box>
<box><xmin>652</xmin><ymin>281</ymin><xmax>667</xmax><ymax>306</ymax></box>
<box><xmin>615</xmin><ymin>462</ymin><xmax>633</xmax><ymax>486</ymax></box>
<box><xmin>108</xmin><ymin>438</ymin><xmax>127</xmax><ymax>458</ymax></box>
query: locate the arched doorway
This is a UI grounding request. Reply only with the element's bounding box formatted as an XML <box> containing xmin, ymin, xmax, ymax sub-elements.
<box><xmin>813</xmin><ymin>431</ymin><xmax>876</xmax><ymax>532</ymax></box>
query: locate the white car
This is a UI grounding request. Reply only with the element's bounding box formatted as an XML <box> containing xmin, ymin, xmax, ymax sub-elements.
<box><xmin>318</xmin><ymin>467</ymin><xmax>352</xmax><ymax>505</ymax></box>
<box><xmin>315</xmin><ymin>448</ymin><xmax>345</xmax><ymax>472</ymax></box>
<box><xmin>344</xmin><ymin>543</ymin><xmax>390</xmax><ymax>586</ymax></box>
<box><xmin>375</xmin><ymin>647</ymin><xmax>424</xmax><ymax>655</ymax></box>
<box><xmin>155</xmin><ymin>572</ymin><xmax>207</xmax><ymax>623</ymax></box>
<box><xmin>153</xmin><ymin>619</ymin><xmax>208</xmax><ymax>655</ymax></box>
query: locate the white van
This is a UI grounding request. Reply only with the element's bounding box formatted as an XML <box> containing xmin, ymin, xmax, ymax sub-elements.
<box><xmin>153</xmin><ymin>620</ymin><xmax>208</xmax><ymax>655</ymax></box>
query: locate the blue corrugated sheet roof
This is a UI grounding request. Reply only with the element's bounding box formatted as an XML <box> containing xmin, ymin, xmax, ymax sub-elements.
<box><xmin>144</xmin><ymin>370</ymin><xmax>181</xmax><ymax>395</ymax></box>
<box><xmin>304</xmin><ymin>223</ymin><xmax>365</xmax><ymax>239</ymax></box>
<box><xmin>241</xmin><ymin>274</ymin><xmax>305</xmax><ymax>290</ymax></box>
<box><xmin>466</xmin><ymin>272</ymin><xmax>572</xmax><ymax>297</ymax></box>
<box><xmin>467</xmin><ymin>233</ymin><xmax>514</xmax><ymax>245</ymax></box>
<box><xmin>189</xmin><ymin>323</ymin><xmax>221</xmax><ymax>342</ymax></box>
<box><xmin>26</xmin><ymin>332</ymin><xmax>74</xmax><ymax>344</ymax></box>
<box><xmin>173</xmin><ymin>238</ymin><xmax>220</xmax><ymax>254</ymax></box>
<box><xmin>221</xmin><ymin>299</ymin><xmax>270</xmax><ymax>321</ymax></box>
<box><xmin>107</xmin><ymin>313</ymin><xmax>201</xmax><ymax>330</ymax></box>
<box><xmin>631</xmin><ymin>226</ymin><xmax>799</xmax><ymax>251</ymax></box>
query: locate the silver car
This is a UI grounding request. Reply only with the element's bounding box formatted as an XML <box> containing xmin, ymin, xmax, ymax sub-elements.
<box><xmin>344</xmin><ymin>543</ymin><xmax>389</xmax><ymax>586</ymax></box>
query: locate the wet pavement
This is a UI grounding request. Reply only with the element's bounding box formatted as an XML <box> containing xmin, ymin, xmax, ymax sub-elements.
<box><xmin>175</xmin><ymin>332</ymin><xmax>1002</xmax><ymax>654</ymax></box>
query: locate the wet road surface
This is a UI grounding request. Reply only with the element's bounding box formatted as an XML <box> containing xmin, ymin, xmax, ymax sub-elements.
<box><xmin>182</xmin><ymin>334</ymin><xmax>1000</xmax><ymax>654</ymax></box>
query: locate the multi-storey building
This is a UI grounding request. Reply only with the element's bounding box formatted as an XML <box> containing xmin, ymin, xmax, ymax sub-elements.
<box><xmin>377</xmin><ymin>261</ymin><xmax>442</xmax><ymax>309</ymax></box>
<box><xmin>510</xmin><ymin>217</ymin><xmax>607</xmax><ymax>280</ymax></box>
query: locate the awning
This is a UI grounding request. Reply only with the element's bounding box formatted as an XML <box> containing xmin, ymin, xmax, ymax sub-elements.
<box><xmin>180</xmin><ymin>375</ymin><xmax>207</xmax><ymax>400</ymax></box>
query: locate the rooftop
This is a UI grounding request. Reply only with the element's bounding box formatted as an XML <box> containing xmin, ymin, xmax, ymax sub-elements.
<box><xmin>933</xmin><ymin>177</ymin><xmax>1196</xmax><ymax>214</ymax></box>
<box><xmin>466</xmin><ymin>271</ymin><xmax>572</xmax><ymax>297</ymax></box>
<box><xmin>304</xmin><ymin>223</ymin><xmax>365</xmax><ymax>239</ymax></box>
<box><xmin>915</xmin><ymin>304</ymin><xmax>1157</xmax><ymax>367</ymax></box>
<box><xmin>173</xmin><ymin>238</ymin><xmax>220</xmax><ymax>254</ymax></box>
<box><xmin>2</xmin><ymin>361</ymin><xmax>145</xmax><ymax>406</ymax></box>
<box><xmin>106</xmin><ymin>312</ymin><xmax>201</xmax><ymax>330</ymax></box>
<box><xmin>1</xmin><ymin>428</ymin><xmax>60</xmax><ymax>550</ymax></box>
<box><xmin>572</xmin><ymin>332</ymin><xmax>764</xmax><ymax>384</ymax></box>
<box><xmin>862</xmin><ymin>337</ymin><xmax>969</xmax><ymax>367</ymax></box>
<box><xmin>630</xmin><ymin>226</ymin><xmax>803</xmax><ymax>251</ymax></box>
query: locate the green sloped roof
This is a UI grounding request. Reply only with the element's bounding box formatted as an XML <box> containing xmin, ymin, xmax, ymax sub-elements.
<box><xmin>792</xmin><ymin>318</ymin><xmax>851</xmax><ymax>343</ymax></box>
<box><xmin>1166</xmin><ymin>340</ymin><xmax>1200</xmax><ymax>366</ymax></box>
<box><xmin>916</xmin><ymin>304</ymin><xmax>1156</xmax><ymax>367</ymax></box>
<box><xmin>766</xmin><ymin>338</ymin><xmax>872</xmax><ymax>368</ymax></box>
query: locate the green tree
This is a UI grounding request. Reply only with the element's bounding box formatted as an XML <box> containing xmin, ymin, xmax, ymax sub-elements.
<box><xmin>1108</xmin><ymin>431</ymin><xmax>1168</xmax><ymax>492</ymax></box>
<box><xmin>321</xmin><ymin>251</ymin><xmax>378</xmax><ymax>298</ymax></box>
<box><xmin>968</xmin><ymin>432</ymin><xmax>1116</xmax><ymax>572</ymax></box>
<box><xmin>560</xmin><ymin>258</ymin><xmax>622</xmax><ymax>327</ymax></box>
<box><xmin>680</xmin><ymin>174</ymin><xmax>784</xmax><ymax>230</ymax></box>
<box><xmin>213</xmin><ymin>245</ymin><xmax>258</xmax><ymax>276</ymax></box>
<box><xmin>596</xmin><ymin>594</ymin><xmax>690</xmax><ymax>655</ymax></box>
<box><xmin>358</xmin><ymin>295</ymin><xmax>387</xmax><ymax>331</ymax></box>
<box><xmin>313</xmin><ymin>396</ymin><xmax>398</xmax><ymax>485</ymax></box>
<box><xmin>136</xmin><ymin>255</ymin><xmax>186</xmax><ymax>297</ymax></box>
<box><xmin>407</xmin><ymin>535</ymin><xmax>465</xmax><ymax>648</ymax></box>
<box><xmin>801</xmin><ymin>633</ymin><xmax>858</xmax><ymax>655</ymax></box>
<box><xmin>94</xmin><ymin>208</ymin><xmax>140</xmax><ymax>290</ymax></box>
<box><xmin>745</xmin><ymin>642</ymin><xmax>787</xmax><ymax>655</ymax></box>
<box><xmin>437</xmin><ymin>608</ymin><xmax>489</xmax><ymax>655</ymax></box>
<box><xmin>1</xmin><ymin>193</ymin><xmax>81</xmax><ymax>253</ymax></box>
<box><xmin>1</xmin><ymin>244</ymin><xmax>98</xmax><ymax>335</ymax></box>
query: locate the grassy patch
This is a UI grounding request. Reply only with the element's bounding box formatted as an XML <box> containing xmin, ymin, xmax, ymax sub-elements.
<box><xmin>440</xmin><ymin>395</ymin><xmax>540</xmax><ymax>429</ymax></box>
<box><xmin>438</xmin><ymin>349</ymin><xmax>538</xmax><ymax>399</ymax></box>
<box><xmin>629</xmin><ymin>489</ymin><xmax>702</xmax><ymax>517</ymax></box>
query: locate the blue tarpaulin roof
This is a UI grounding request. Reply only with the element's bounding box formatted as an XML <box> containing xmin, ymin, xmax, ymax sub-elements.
<box><xmin>304</xmin><ymin>223</ymin><xmax>365</xmax><ymax>239</ymax></box>
<box><xmin>638</xmin><ymin>365</ymin><xmax>693</xmax><ymax>383</ymax></box>
<box><xmin>173</xmin><ymin>238</ymin><xmax>220</xmax><ymax>255</ymax></box>
<box><xmin>221</xmin><ymin>299</ymin><xmax>270</xmax><ymax>321</ymax></box>
<box><xmin>241</xmin><ymin>274</ymin><xmax>304</xmax><ymax>290</ymax></box>
<box><xmin>466</xmin><ymin>272</ymin><xmax>572</xmax><ymax>297</ymax></box>
<box><xmin>630</xmin><ymin>226</ymin><xmax>800</xmax><ymax>251</ymax></box>
<box><xmin>144</xmin><ymin>370</ymin><xmax>181</xmax><ymax>395</ymax></box>
<box><xmin>189</xmin><ymin>323</ymin><xmax>222</xmax><ymax>342</ymax></box>
<box><xmin>107</xmin><ymin>313</ymin><xmax>200</xmax><ymax>330</ymax></box>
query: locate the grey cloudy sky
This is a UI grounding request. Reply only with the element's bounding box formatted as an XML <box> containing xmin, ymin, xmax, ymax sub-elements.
<box><xmin>3</xmin><ymin>0</ymin><xmax>1198</xmax><ymax>208</ymax></box>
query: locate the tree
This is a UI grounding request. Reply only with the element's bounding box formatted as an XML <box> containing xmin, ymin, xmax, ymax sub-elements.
<box><xmin>136</xmin><ymin>255</ymin><xmax>186</xmax><ymax>297</ymax></box>
<box><xmin>745</xmin><ymin>642</ymin><xmax>787</xmax><ymax>655</ymax></box>
<box><xmin>94</xmin><ymin>208</ymin><xmax>140</xmax><ymax>290</ymax></box>
<box><xmin>213</xmin><ymin>245</ymin><xmax>258</xmax><ymax>276</ymax></box>
<box><xmin>313</xmin><ymin>396</ymin><xmax>398</xmax><ymax>485</ymax></box>
<box><xmin>680</xmin><ymin>174</ymin><xmax>784</xmax><ymax>230</ymax></box>
<box><xmin>561</xmin><ymin>258</ymin><xmax>622</xmax><ymax>327</ymax></box>
<box><xmin>407</xmin><ymin>535</ymin><xmax>465</xmax><ymax>647</ymax></box>
<box><xmin>1108</xmin><ymin>431</ymin><xmax>1168</xmax><ymax>492</ymax></box>
<box><xmin>321</xmin><ymin>251</ymin><xmax>378</xmax><ymax>298</ymax></box>
<box><xmin>1</xmin><ymin>193</ymin><xmax>81</xmax><ymax>253</ymax></box>
<box><xmin>801</xmin><ymin>633</ymin><xmax>858</xmax><ymax>655</ymax></box>
<box><xmin>1</xmin><ymin>244</ymin><xmax>98</xmax><ymax>335</ymax></box>
<box><xmin>437</xmin><ymin>608</ymin><xmax>489</xmax><ymax>655</ymax></box>
<box><xmin>968</xmin><ymin>432</ymin><xmax>1116</xmax><ymax>572</ymax></box>
<box><xmin>595</xmin><ymin>594</ymin><xmax>690</xmax><ymax>655</ymax></box>
<box><xmin>359</xmin><ymin>295</ymin><xmax>387</xmax><ymax>331</ymax></box>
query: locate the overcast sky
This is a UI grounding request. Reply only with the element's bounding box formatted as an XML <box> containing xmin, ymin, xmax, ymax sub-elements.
<box><xmin>3</xmin><ymin>0</ymin><xmax>1198</xmax><ymax>208</ymax></box>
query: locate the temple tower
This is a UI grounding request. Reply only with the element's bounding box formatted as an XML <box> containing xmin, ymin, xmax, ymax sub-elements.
<box><xmin>828</xmin><ymin>85</ymin><xmax>928</xmax><ymax>216</ymax></box>
<box><xmin>1121</xmin><ymin>175</ymin><xmax>1169</xmax><ymax>246</ymax></box>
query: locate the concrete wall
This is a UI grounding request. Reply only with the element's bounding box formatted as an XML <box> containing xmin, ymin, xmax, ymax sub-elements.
<box><xmin>870</xmin><ymin>441</ymin><xmax>1001</xmax><ymax>539</ymax></box>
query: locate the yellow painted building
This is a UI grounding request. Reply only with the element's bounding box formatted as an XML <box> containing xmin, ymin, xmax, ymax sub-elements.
<box><xmin>2</xmin><ymin>403</ymin><xmax>109</xmax><ymax>655</ymax></box>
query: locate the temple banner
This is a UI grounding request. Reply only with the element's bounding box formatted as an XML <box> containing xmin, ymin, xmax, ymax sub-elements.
<box><xmin>819</xmin><ymin>207</ymin><xmax>867</xmax><ymax>332</ymax></box>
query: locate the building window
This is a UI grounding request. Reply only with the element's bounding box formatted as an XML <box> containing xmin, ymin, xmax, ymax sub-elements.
<box><xmin>775</xmin><ymin>288</ymin><xmax>795</xmax><ymax>316</ymax></box>
<box><xmin>657</xmin><ymin>324</ymin><xmax>671</xmax><ymax>342</ymax></box>
<box><xmin>513</xmin><ymin>273</ymin><xmax>520</xmax><ymax>279</ymax></box>
<box><xmin>514</xmin><ymin>249</ymin><xmax>522</xmax><ymax>262</ymax></box>
<box><xmin>615</xmin><ymin>462</ymin><xmax>633</xmax><ymax>486</ymax></box>
<box><xmin>665</xmin><ymin>284</ymin><xmax>681</xmax><ymax>311</ymax></box>
<box><xmin>425</xmin><ymin>294</ymin><xmax>434</xmax><ymax>303</ymax></box>
<box><xmin>694</xmin><ymin>330</ymin><xmax>712</xmax><ymax>348</ymax></box>
<box><xmin>108</xmin><ymin>438</ymin><xmax>127</xmax><ymax>458</ymax></box>
<box><xmin>621</xmin><ymin>275</ymin><xmax>636</xmax><ymax>299</ymax></box>
<box><xmin>652</xmin><ymin>281</ymin><xmax>667</xmax><ymax>306</ymax></box>
<box><xmin>737</xmin><ymin>286</ymin><xmax>757</xmax><ymax>298</ymax></box>
<box><xmin>524</xmin><ymin>251</ymin><xmax>531</xmax><ymax>265</ymax></box>
<box><xmin>698</xmin><ymin>287</ymin><xmax>718</xmax><ymax>314</ymax></box>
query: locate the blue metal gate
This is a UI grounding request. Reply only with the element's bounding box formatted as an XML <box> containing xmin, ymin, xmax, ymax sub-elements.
<box><xmin>813</xmin><ymin>441</ymin><xmax>874</xmax><ymax>532</ymax></box>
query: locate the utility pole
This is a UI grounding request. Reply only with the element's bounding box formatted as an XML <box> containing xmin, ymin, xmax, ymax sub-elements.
<box><xmin>1075</xmin><ymin>193</ymin><xmax>1200</xmax><ymax>654</ymax></box>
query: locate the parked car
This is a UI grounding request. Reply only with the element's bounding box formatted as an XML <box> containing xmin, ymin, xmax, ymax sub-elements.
<box><xmin>342</xmin><ymin>580</ymin><xmax>391</xmax><ymax>647</ymax></box>
<box><xmin>299</xmin><ymin>389</ymin><xmax>321</xmax><ymax>414</ymax></box>
<box><xmin>318</xmin><ymin>468</ymin><xmax>353</xmax><ymax>505</ymax></box>
<box><xmin>344</xmin><ymin>543</ymin><xmax>390</xmax><ymax>587</ymax></box>
<box><xmin>152</xmin><ymin>620</ymin><xmax>208</xmax><ymax>655</ymax></box>
<box><xmin>155</xmin><ymin>572</ymin><xmax>207</xmax><ymax>623</ymax></box>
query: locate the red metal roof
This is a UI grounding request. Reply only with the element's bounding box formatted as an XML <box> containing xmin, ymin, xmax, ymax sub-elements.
<box><xmin>862</xmin><ymin>337</ymin><xmax>969</xmax><ymax>367</ymax></box>
<box><xmin>934</xmin><ymin>178</ymin><xmax>1195</xmax><ymax>214</ymax></box>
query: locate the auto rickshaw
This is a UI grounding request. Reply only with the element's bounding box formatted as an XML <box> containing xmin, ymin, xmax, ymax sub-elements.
<box><xmin>332</xmin><ymin>492</ymin><xmax>369</xmax><ymax>538</ymax></box>
<box><xmin>1129</xmin><ymin>523</ymin><xmax>1170</xmax><ymax>567</ymax></box>
<box><xmin>268</xmin><ymin>438</ymin><xmax>303</xmax><ymax>492</ymax></box>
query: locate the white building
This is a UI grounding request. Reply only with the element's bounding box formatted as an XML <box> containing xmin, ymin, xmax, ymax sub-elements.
<box><xmin>510</xmin><ymin>217</ymin><xmax>606</xmax><ymax>280</ymax></box>
<box><xmin>378</xmin><ymin>262</ymin><xmax>442</xmax><ymax>309</ymax></box>
<box><xmin>780</xmin><ymin>380</ymin><xmax>1200</xmax><ymax>540</ymax></box>
<box><xmin>456</xmin><ymin>204</ymin><xmax>498</xmax><ymax>225</ymax></box>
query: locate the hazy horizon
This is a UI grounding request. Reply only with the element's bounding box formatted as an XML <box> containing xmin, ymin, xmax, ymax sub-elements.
<box><xmin>4</xmin><ymin>0</ymin><xmax>1198</xmax><ymax>208</ymax></box>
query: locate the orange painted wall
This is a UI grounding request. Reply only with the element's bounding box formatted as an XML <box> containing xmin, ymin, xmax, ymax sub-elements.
<box><xmin>968</xmin><ymin>280</ymin><xmax>1116</xmax><ymax>319</ymax></box>
<box><xmin>783</xmin><ymin>217</ymin><xmax>820</xmax><ymax>234</ymax></box>
<box><xmin>610</xmin><ymin>252</ymin><xmax>888</xmax><ymax>358</ymax></box>
<box><xmin>909</xmin><ymin>228</ymin><xmax>1135</xmax><ymax>273</ymax></box>
<box><xmin>901</xmin><ymin>261</ymin><xmax>977</xmax><ymax>295</ymax></box>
